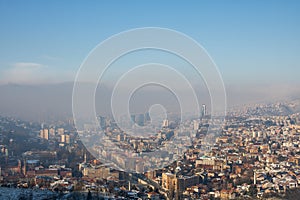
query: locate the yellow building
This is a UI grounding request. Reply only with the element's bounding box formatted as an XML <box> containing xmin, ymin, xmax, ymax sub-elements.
<box><xmin>162</xmin><ymin>172</ymin><xmax>200</xmax><ymax>193</ymax></box>
<box><xmin>40</xmin><ymin>129</ymin><xmax>49</xmax><ymax>140</ymax></box>
<box><xmin>83</xmin><ymin>165</ymin><xmax>110</xmax><ymax>179</ymax></box>
<box><xmin>162</xmin><ymin>173</ymin><xmax>176</xmax><ymax>190</ymax></box>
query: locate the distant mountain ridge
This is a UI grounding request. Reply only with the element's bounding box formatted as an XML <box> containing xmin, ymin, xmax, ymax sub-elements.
<box><xmin>0</xmin><ymin>82</ymin><xmax>300</xmax><ymax>121</ymax></box>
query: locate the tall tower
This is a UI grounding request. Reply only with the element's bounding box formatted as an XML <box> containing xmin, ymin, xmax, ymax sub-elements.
<box><xmin>201</xmin><ymin>104</ymin><xmax>207</xmax><ymax>117</ymax></box>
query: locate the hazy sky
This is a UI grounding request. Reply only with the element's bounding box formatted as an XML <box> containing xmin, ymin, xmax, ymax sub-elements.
<box><xmin>0</xmin><ymin>1</ymin><xmax>300</xmax><ymax>121</ymax></box>
<box><xmin>0</xmin><ymin>0</ymin><xmax>299</xmax><ymax>85</ymax></box>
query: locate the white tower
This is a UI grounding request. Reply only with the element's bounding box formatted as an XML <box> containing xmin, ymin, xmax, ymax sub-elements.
<box><xmin>201</xmin><ymin>104</ymin><xmax>207</xmax><ymax>117</ymax></box>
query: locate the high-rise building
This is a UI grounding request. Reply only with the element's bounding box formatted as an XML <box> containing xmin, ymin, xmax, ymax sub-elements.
<box><xmin>60</xmin><ymin>134</ymin><xmax>66</xmax><ymax>143</ymax></box>
<box><xmin>65</xmin><ymin>134</ymin><xmax>70</xmax><ymax>144</ymax></box>
<box><xmin>44</xmin><ymin>129</ymin><xmax>49</xmax><ymax>140</ymax></box>
<box><xmin>40</xmin><ymin>130</ymin><xmax>44</xmax><ymax>138</ymax></box>
<box><xmin>60</xmin><ymin>134</ymin><xmax>70</xmax><ymax>144</ymax></box>
<box><xmin>162</xmin><ymin>119</ymin><xmax>169</xmax><ymax>128</ymax></box>
<box><xmin>201</xmin><ymin>104</ymin><xmax>207</xmax><ymax>117</ymax></box>
<box><xmin>40</xmin><ymin>129</ymin><xmax>49</xmax><ymax>140</ymax></box>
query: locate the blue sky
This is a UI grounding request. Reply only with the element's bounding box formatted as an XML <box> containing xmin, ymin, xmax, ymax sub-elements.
<box><xmin>0</xmin><ymin>0</ymin><xmax>299</xmax><ymax>85</ymax></box>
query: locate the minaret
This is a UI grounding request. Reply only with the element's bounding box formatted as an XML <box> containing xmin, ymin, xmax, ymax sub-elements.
<box><xmin>254</xmin><ymin>170</ymin><xmax>257</xmax><ymax>185</ymax></box>
<box><xmin>128</xmin><ymin>181</ymin><xmax>131</xmax><ymax>191</ymax></box>
<box><xmin>84</xmin><ymin>152</ymin><xmax>87</xmax><ymax>163</ymax></box>
<box><xmin>23</xmin><ymin>159</ymin><xmax>27</xmax><ymax>175</ymax></box>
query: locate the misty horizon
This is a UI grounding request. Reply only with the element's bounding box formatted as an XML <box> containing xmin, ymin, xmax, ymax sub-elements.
<box><xmin>0</xmin><ymin>81</ymin><xmax>299</xmax><ymax>122</ymax></box>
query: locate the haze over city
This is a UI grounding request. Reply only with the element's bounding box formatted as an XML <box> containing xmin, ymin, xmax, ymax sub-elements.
<box><xmin>0</xmin><ymin>1</ymin><xmax>300</xmax><ymax>200</ymax></box>
<box><xmin>0</xmin><ymin>1</ymin><xmax>300</xmax><ymax>121</ymax></box>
